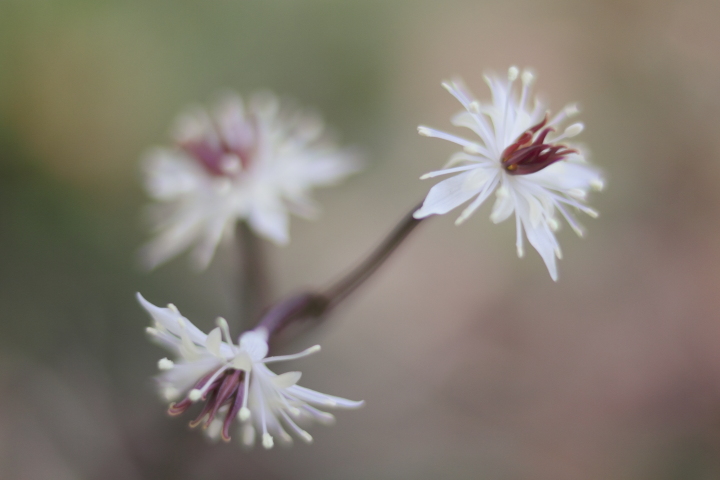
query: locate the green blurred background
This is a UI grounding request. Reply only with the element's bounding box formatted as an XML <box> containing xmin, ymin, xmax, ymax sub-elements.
<box><xmin>3</xmin><ymin>0</ymin><xmax>720</xmax><ymax>479</ymax></box>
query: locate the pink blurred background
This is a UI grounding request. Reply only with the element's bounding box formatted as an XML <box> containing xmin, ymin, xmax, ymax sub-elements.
<box><xmin>2</xmin><ymin>1</ymin><xmax>720</xmax><ymax>479</ymax></box>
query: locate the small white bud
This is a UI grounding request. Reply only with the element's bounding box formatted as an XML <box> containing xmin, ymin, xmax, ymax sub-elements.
<box><xmin>300</xmin><ymin>431</ymin><xmax>313</xmax><ymax>444</ymax></box>
<box><xmin>463</xmin><ymin>144</ymin><xmax>483</xmax><ymax>155</ymax></box>
<box><xmin>564</xmin><ymin>103</ymin><xmax>580</xmax><ymax>116</ymax></box>
<box><xmin>162</xmin><ymin>387</ymin><xmax>179</xmax><ymax>401</ymax></box>
<box><xmin>220</xmin><ymin>154</ymin><xmax>242</xmax><ymax>174</ymax></box>
<box><xmin>158</xmin><ymin>358</ymin><xmax>174</xmax><ymax>370</ymax></box>
<box><xmin>417</xmin><ymin>126</ymin><xmax>432</xmax><ymax>136</ymax></box>
<box><xmin>569</xmin><ymin>188</ymin><xmax>587</xmax><ymax>199</ymax></box>
<box><xmin>563</xmin><ymin>123</ymin><xmax>584</xmax><ymax>138</ymax></box>
<box><xmin>591</xmin><ymin>178</ymin><xmax>605</xmax><ymax>191</ymax></box>
<box><xmin>521</xmin><ymin>70</ymin><xmax>535</xmax><ymax>85</ymax></box>
<box><xmin>508</xmin><ymin>66</ymin><xmax>519</xmax><ymax>81</ymax></box>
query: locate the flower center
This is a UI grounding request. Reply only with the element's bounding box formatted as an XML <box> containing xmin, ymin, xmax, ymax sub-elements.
<box><xmin>501</xmin><ymin>115</ymin><xmax>576</xmax><ymax>175</ymax></box>
<box><xmin>179</xmin><ymin>117</ymin><xmax>258</xmax><ymax>177</ymax></box>
<box><xmin>168</xmin><ymin>367</ymin><xmax>246</xmax><ymax>442</ymax></box>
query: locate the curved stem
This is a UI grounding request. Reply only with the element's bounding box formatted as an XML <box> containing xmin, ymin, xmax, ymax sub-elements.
<box><xmin>321</xmin><ymin>202</ymin><xmax>424</xmax><ymax>309</ymax></box>
<box><xmin>255</xmin><ymin>203</ymin><xmax>425</xmax><ymax>337</ymax></box>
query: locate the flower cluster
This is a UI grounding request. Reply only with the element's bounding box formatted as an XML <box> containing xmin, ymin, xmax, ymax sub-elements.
<box><xmin>139</xmin><ymin>293</ymin><xmax>363</xmax><ymax>448</ymax></box>
<box><xmin>140</xmin><ymin>92</ymin><xmax>361</xmax><ymax>270</ymax></box>
<box><xmin>137</xmin><ymin>69</ymin><xmax>605</xmax><ymax>450</ymax></box>
<box><xmin>414</xmin><ymin>67</ymin><xmax>603</xmax><ymax>280</ymax></box>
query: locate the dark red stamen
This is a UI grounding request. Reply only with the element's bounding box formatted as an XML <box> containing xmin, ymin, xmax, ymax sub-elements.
<box><xmin>170</xmin><ymin>368</ymin><xmax>247</xmax><ymax>441</ymax></box>
<box><xmin>179</xmin><ymin>117</ymin><xmax>258</xmax><ymax>177</ymax></box>
<box><xmin>501</xmin><ymin>115</ymin><xmax>576</xmax><ymax>176</ymax></box>
<box><xmin>222</xmin><ymin>379</ymin><xmax>246</xmax><ymax>442</ymax></box>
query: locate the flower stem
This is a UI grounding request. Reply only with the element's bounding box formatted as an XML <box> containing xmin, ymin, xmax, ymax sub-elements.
<box><xmin>236</xmin><ymin>221</ymin><xmax>270</xmax><ymax>329</ymax></box>
<box><xmin>255</xmin><ymin>203</ymin><xmax>424</xmax><ymax>337</ymax></box>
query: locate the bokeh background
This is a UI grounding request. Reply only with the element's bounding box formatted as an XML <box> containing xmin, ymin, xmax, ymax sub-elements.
<box><xmin>2</xmin><ymin>0</ymin><xmax>720</xmax><ymax>479</ymax></box>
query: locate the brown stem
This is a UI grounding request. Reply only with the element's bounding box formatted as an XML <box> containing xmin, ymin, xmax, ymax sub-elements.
<box><xmin>255</xmin><ymin>203</ymin><xmax>425</xmax><ymax>337</ymax></box>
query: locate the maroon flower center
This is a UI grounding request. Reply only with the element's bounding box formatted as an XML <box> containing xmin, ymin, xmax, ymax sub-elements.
<box><xmin>168</xmin><ymin>368</ymin><xmax>245</xmax><ymax>442</ymax></box>
<box><xmin>179</xmin><ymin>117</ymin><xmax>258</xmax><ymax>177</ymax></box>
<box><xmin>501</xmin><ymin>115</ymin><xmax>576</xmax><ymax>175</ymax></box>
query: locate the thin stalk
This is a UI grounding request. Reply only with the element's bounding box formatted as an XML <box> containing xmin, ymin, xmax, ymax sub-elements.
<box><xmin>236</xmin><ymin>221</ymin><xmax>269</xmax><ymax>329</ymax></box>
<box><xmin>255</xmin><ymin>203</ymin><xmax>425</xmax><ymax>337</ymax></box>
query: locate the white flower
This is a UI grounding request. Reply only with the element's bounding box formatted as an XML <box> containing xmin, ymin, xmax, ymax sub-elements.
<box><xmin>414</xmin><ymin>67</ymin><xmax>604</xmax><ymax>280</ymax></box>
<box><xmin>137</xmin><ymin>293</ymin><xmax>364</xmax><ymax>448</ymax></box>
<box><xmin>140</xmin><ymin>92</ymin><xmax>361</xmax><ymax>270</ymax></box>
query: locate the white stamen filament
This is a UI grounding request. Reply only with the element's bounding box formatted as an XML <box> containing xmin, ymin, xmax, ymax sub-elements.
<box><xmin>263</xmin><ymin>345</ymin><xmax>321</xmax><ymax>364</ymax></box>
<box><xmin>189</xmin><ymin>365</ymin><xmax>229</xmax><ymax>402</ymax></box>
<box><xmin>216</xmin><ymin>317</ymin><xmax>235</xmax><ymax>352</ymax></box>
<box><xmin>418</xmin><ymin>127</ymin><xmax>480</xmax><ymax>150</ymax></box>
<box><xmin>420</xmin><ymin>164</ymin><xmax>479</xmax><ymax>180</ymax></box>
<box><xmin>280</xmin><ymin>409</ymin><xmax>313</xmax><ymax>444</ymax></box>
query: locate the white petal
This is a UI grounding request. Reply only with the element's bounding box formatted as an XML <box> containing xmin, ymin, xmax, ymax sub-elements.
<box><xmin>205</xmin><ymin>327</ymin><xmax>223</xmax><ymax>359</ymax></box>
<box><xmin>247</xmin><ymin>194</ymin><xmax>290</xmax><ymax>245</ymax></box>
<box><xmin>490</xmin><ymin>192</ymin><xmax>515</xmax><ymax>224</ymax></box>
<box><xmin>271</xmin><ymin>371</ymin><xmax>302</xmax><ymax>388</ymax></box>
<box><xmin>523</xmin><ymin>219</ymin><xmax>559</xmax><ymax>281</ymax></box>
<box><xmin>414</xmin><ymin>169</ymin><xmax>488</xmax><ymax>218</ymax></box>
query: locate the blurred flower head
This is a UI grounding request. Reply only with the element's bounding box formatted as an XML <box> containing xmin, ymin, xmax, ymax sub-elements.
<box><xmin>138</xmin><ymin>293</ymin><xmax>364</xmax><ymax>448</ymax></box>
<box><xmin>140</xmin><ymin>91</ymin><xmax>361</xmax><ymax>270</ymax></box>
<box><xmin>414</xmin><ymin>67</ymin><xmax>604</xmax><ymax>280</ymax></box>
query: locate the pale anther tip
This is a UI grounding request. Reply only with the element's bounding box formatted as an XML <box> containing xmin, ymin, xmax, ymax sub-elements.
<box><xmin>188</xmin><ymin>389</ymin><xmax>202</xmax><ymax>402</ymax></box>
<box><xmin>564</xmin><ymin>123</ymin><xmax>584</xmax><ymax>137</ymax></box>
<box><xmin>419</xmin><ymin>173</ymin><xmax>431</xmax><ymax>180</ymax></box>
<box><xmin>521</xmin><ymin>70</ymin><xmax>535</xmax><ymax>85</ymax></box>
<box><xmin>238</xmin><ymin>407</ymin><xmax>251</xmax><ymax>421</ymax></box>
<box><xmin>508</xmin><ymin>66</ymin><xmax>519</xmax><ymax>81</ymax></box>
<box><xmin>262</xmin><ymin>434</ymin><xmax>274</xmax><ymax>449</ymax></box>
<box><xmin>565</xmin><ymin>103</ymin><xmax>580</xmax><ymax>116</ymax></box>
<box><xmin>158</xmin><ymin>358</ymin><xmax>174</xmax><ymax>370</ymax></box>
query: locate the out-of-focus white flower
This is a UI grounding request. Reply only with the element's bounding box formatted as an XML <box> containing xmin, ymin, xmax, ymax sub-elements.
<box><xmin>414</xmin><ymin>67</ymin><xmax>604</xmax><ymax>280</ymax></box>
<box><xmin>138</xmin><ymin>293</ymin><xmax>363</xmax><ymax>448</ymax></box>
<box><xmin>140</xmin><ymin>92</ymin><xmax>361</xmax><ymax>270</ymax></box>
